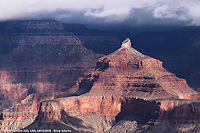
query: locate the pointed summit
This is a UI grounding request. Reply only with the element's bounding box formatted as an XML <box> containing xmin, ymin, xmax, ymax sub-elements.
<box><xmin>121</xmin><ymin>38</ymin><xmax>131</xmax><ymax>48</ymax></box>
<box><xmin>81</xmin><ymin>39</ymin><xmax>199</xmax><ymax>100</ymax></box>
<box><xmin>112</xmin><ymin>38</ymin><xmax>144</xmax><ymax>58</ymax></box>
<box><xmin>103</xmin><ymin>38</ymin><xmax>156</xmax><ymax>68</ymax></box>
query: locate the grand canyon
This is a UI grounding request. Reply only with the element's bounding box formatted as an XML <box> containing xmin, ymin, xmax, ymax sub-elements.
<box><xmin>0</xmin><ymin>21</ymin><xmax>199</xmax><ymax>132</ymax></box>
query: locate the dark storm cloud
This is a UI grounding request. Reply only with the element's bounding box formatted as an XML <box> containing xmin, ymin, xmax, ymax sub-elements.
<box><xmin>0</xmin><ymin>0</ymin><xmax>200</xmax><ymax>26</ymax></box>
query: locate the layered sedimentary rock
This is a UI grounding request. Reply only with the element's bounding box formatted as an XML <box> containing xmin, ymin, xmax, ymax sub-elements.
<box><xmin>1</xmin><ymin>37</ymin><xmax>199</xmax><ymax>132</ymax></box>
<box><xmin>0</xmin><ymin>21</ymin><xmax>106</xmax><ymax>131</ymax></box>
<box><xmin>0</xmin><ymin>20</ymin><xmax>120</xmax><ymax>55</ymax></box>
<box><xmin>0</xmin><ymin>92</ymin><xmax>73</xmax><ymax>131</ymax></box>
<box><xmin>0</xmin><ymin>54</ymin><xmax>102</xmax><ymax>110</ymax></box>
<box><xmin>132</xmin><ymin>28</ymin><xmax>200</xmax><ymax>90</ymax></box>
<box><xmin>37</xmin><ymin>96</ymin><xmax>200</xmax><ymax>121</ymax></box>
<box><xmin>75</xmin><ymin>38</ymin><xmax>199</xmax><ymax>100</ymax></box>
<box><xmin>32</xmin><ymin>97</ymin><xmax>199</xmax><ymax>132</ymax></box>
<box><xmin>0</xmin><ymin>20</ymin><xmax>104</xmax><ymax>111</ymax></box>
<box><xmin>20</xmin><ymin>38</ymin><xmax>199</xmax><ymax>132</ymax></box>
<box><xmin>63</xmin><ymin>24</ymin><xmax>121</xmax><ymax>54</ymax></box>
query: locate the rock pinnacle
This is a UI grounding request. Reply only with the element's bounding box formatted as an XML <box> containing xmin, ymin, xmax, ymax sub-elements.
<box><xmin>121</xmin><ymin>38</ymin><xmax>131</xmax><ymax>48</ymax></box>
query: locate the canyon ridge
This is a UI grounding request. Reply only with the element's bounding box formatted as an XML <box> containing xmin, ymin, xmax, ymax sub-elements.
<box><xmin>1</xmin><ymin>38</ymin><xmax>199</xmax><ymax>132</ymax></box>
<box><xmin>0</xmin><ymin>21</ymin><xmax>199</xmax><ymax>132</ymax></box>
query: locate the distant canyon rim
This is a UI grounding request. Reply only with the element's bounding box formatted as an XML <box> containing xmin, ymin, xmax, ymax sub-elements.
<box><xmin>0</xmin><ymin>20</ymin><xmax>199</xmax><ymax>132</ymax></box>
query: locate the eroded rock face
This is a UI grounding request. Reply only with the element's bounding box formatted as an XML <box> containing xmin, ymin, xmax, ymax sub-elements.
<box><xmin>0</xmin><ymin>54</ymin><xmax>102</xmax><ymax>110</ymax></box>
<box><xmin>132</xmin><ymin>29</ymin><xmax>200</xmax><ymax>90</ymax></box>
<box><xmin>38</xmin><ymin>96</ymin><xmax>122</xmax><ymax>121</ymax></box>
<box><xmin>159</xmin><ymin>100</ymin><xmax>199</xmax><ymax>120</ymax></box>
<box><xmin>1</xmin><ymin>38</ymin><xmax>199</xmax><ymax>132</ymax></box>
<box><xmin>0</xmin><ymin>92</ymin><xmax>72</xmax><ymax>131</ymax></box>
<box><xmin>75</xmin><ymin>39</ymin><xmax>199</xmax><ymax>100</ymax></box>
<box><xmin>37</xmin><ymin>97</ymin><xmax>200</xmax><ymax>121</ymax></box>
<box><xmin>121</xmin><ymin>38</ymin><xmax>131</xmax><ymax>48</ymax></box>
<box><xmin>0</xmin><ymin>20</ymin><xmax>104</xmax><ymax>131</ymax></box>
<box><xmin>27</xmin><ymin>38</ymin><xmax>199</xmax><ymax>132</ymax></box>
<box><xmin>0</xmin><ymin>20</ymin><xmax>104</xmax><ymax>110</ymax></box>
<box><xmin>34</xmin><ymin>96</ymin><xmax>200</xmax><ymax>132</ymax></box>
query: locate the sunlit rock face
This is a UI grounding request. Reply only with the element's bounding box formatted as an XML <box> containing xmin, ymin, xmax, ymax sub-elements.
<box><xmin>0</xmin><ymin>29</ymin><xmax>199</xmax><ymax>132</ymax></box>
<box><xmin>76</xmin><ymin>38</ymin><xmax>199</xmax><ymax>100</ymax></box>
<box><xmin>0</xmin><ymin>20</ymin><xmax>104</xmax><ymax>110</ymax></box>
<box><xmin>0</xmin><ymin>20</ymin><xmax>105</xmax><ymax>131</ymax></box>
<box><xmin>15</xmin><ymin>38</ymin><xmax>199</xmax><ymax>132</ymax></box>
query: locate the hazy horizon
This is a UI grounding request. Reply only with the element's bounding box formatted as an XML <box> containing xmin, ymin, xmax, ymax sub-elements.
<box><xmin>0</xmin><ymin>0</ymin><xmax>200</xmax><ymax>28</ymax></box>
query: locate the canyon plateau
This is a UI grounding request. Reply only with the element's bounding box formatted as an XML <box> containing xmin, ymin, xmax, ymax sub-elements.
<box><xmin>0</xmin><ymin>21</ymin><xmax>199</xmax><ymax>132</ymax></box>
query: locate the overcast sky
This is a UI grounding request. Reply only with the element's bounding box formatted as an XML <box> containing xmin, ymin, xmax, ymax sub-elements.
<box><xmin>0</xmin><ymin>0</ymin><xmax>200</xmax><ymax>26</ymax></box>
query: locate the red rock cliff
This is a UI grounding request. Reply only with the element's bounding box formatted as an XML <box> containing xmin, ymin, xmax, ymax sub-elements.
<box><xmin>75</xmin><ymin>38</ymin><xmax>199</xmax><ymax>100</ymax></box>
<box><xmin>30</xmin><ymin>38</ymin><xmax>199</xmax><ymax>132</ymax></box>
<box><xmin>1</xmin><ymin>38</ymin><xmax>199</xmax><ymax>132</ymax></box>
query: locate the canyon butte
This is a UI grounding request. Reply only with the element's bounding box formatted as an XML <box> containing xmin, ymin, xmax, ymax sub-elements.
<box><xmin>1</xmin><ymin>38</ymin><xmax>199</xmax><ymax>132</ymax></box>
<box><xmin>0</xmin><ymin>20</ymin><xmax>199</xmax><ymax>132</ymax></box>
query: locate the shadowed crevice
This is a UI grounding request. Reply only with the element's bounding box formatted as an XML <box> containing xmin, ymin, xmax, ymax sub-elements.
<box><xmin>116</xmin><ymin>98</ymin><xmax>160</xmax><ymax>122</ymax></box>
<box><xmin>75</xmin><ymin>74</ymin><xmax>99</xmax><ymax>95</ymax></box>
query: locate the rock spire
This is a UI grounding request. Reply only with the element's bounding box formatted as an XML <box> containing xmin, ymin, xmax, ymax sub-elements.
<box><xmin>121</xmin><ymin>38</ymin><xmax>131</xmax><ymax>48</ymax></box>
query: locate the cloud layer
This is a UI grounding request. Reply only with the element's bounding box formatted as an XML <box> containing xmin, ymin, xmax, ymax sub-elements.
<box><xmin>0</xmin><ymin>0</ymin><xmax>200</xmax><ymax>26</ymax></box>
